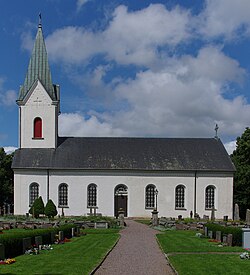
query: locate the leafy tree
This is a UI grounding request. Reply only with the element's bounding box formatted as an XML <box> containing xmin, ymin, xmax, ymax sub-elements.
<box><xmin>44</xmin><ymin>199</ymin><xmax>58</xmax><ymax>218</ymax></box>
<box><xmin>231</xmin><ymin>127</ymin><xmax>250</xmax><ymax>219</ymax></box>
<box><xmin>0</xmin><ymin>148</ymin><xmax>14</xmax><ymax>210</ymax></box>
<box><xmin>29</xmin><ymin>196</ymin><xmax>45</xmax><ymax>218</ymax></box>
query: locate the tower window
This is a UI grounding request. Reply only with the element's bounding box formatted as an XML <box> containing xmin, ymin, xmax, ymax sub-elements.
<box><xmin>34</xmin><ymin>117</ymin><xmax>42</xmax><ymax>138</ymax></box>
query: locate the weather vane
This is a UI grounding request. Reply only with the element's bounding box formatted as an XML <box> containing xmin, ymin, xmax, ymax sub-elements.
<box><xmin>215</xmin><ymin>124</ymin><xmax>219</xmax><ymax>139</ymax></box>
<box><xmin>39</xmin><ymin>13</ymin><xmax>42</xmax><ymax>26</ymax></box>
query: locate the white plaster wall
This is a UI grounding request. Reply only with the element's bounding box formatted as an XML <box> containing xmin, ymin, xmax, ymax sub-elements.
<box><xmin>20</xmin><ymin>81</ymin><xmax>58</xmax><ymax>149</ymax></box>
<box><xmin>14</xmin><ymin>169</ymin><xmax>234</xmax><ymax>219</ymax></box>
<box><xmin>14</xmin><ymin>170</ymin><xmax>47</xmax><ymax>215</ymax></box>
<box><xmin>196</xmin><ymin>174</ymin><xmax>233</xmax><ymax>219</ymax></box>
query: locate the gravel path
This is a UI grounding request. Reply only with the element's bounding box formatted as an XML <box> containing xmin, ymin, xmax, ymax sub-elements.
<box><xmin>94</xmin><ymin>220</ymin><xmax>174</xmax><ymax>275</ymax></box>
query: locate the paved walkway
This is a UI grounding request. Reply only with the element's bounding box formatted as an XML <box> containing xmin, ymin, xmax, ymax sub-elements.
<box><xmin>94</xmin><ymin>220</ymin><xmax>174</xmax><ymax>275</ymax></box>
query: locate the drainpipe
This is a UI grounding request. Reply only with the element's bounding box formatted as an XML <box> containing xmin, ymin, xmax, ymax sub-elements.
<box><xmin>194</xmin><ymin>171</ymin><xmax>197</xmax><ymax>215</ymax></box>
<box><xmin>47</xmin><ymin>169</ymin><xmax>50</xmax><ymax>203</ymax></box>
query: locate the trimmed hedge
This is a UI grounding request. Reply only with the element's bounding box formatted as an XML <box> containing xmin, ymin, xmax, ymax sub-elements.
<box><xmin>0</xmin><ymin>224</ymin><xmax>75</xmax><ymax>258</ymax></box>
<box><xmin>206</xmin><ymin>223</ymin><xmax>242</xmax><ymax>246</ymax></box>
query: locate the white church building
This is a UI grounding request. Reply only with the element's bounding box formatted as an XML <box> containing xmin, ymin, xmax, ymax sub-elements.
<box><xmin>12</xmin><ymin>22</ymin><xmax>235</xmax><ymax>219</ymax></box>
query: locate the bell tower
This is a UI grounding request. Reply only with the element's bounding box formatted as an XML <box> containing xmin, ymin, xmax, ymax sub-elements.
<box><xmin>17</xmin><ymin>18</ymin><xmax>60</xmax><ymax>149</ymax></box>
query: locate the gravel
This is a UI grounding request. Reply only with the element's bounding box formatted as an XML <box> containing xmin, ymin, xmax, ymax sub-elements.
<box><xmin>94</xmin><ymin>220</ymin><xmax>174</xmax><ymax>275</ymax></box>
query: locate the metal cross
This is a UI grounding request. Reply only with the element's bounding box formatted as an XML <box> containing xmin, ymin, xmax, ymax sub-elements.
<box><xmin>215</xmin><ymin>124</ymin><xmax>219</xmax><ymax>138</ymax></box>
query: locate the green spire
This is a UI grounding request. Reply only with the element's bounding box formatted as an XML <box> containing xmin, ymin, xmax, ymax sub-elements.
<box><xmin>18</xmin><ymin>21</ymin><xmax>57</xmax><ymax>101</ymax></box>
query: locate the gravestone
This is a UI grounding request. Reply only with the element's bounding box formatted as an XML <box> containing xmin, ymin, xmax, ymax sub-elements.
<box><xmin>227</xmin><ymin>234</ymin><xmax>233</xmax><ymax>246</ymax></box>
<box><xmin>151</xmin><ymin>209</ymin><xmax>159</xmax><ymax>226</ymax></box>
<box><xmin>75</xmin><ymin>226</ymin><xmax>80</xmax><ymax>236</ymax></box>
<box><xmin>0</xmin><ymin>243</ymin><xmax>5</xmax><ymax>260</ymax></box>
<box><xmin>71</xmin><ymin>227</ymin><xmax>75</xmax><ymax>238</ymax></box>
<box><xmin>216</xmin><ymin>231</ymin><xmax>221</xmax><ymax>242</ymax></box>
<box><xmin>203</xmin><ymin>215</ymin><xmax>209</xmax><ymax>221</ymax></box>
<box><xmin>204</xmin><ymin>226</ymin><xmax>208</xmax><ymax>237</ymax></box>
<box><xmin>223</xmin><ymin>216</ymin><xmax>228</xmax><ymax>222</ymax></box>
<box><xmin>223</xmin><ymin>235</ymin><xmax>227</xmax><ymax>243</ymax></box>
<box><xmin>211</xmin><ymin>207</ymin><xmax>215</xmax><ymax>221</ymax></box>
<box><xmin>118</xmin><ymin>209</ymin><xmax>125</xmax><ymax>227</ymax></box>
<box><xmin>22</xmin><ymin>237</ymin><xmax>32</xmax><ymax>253</ymax></box>
<box><xmin>234</xmin><ymin>203</ymin><xmax>240</xmax><ymax>221</ymax></box>
<box><xmin>35</xmin><ymin>236</ymin><xmax>42</xmax><ymax>247</ymax></box>
<box><xmin>208</xmin><ymin>231</ymin><xmax>213</xmax><ymax>239</ymax></box>
<box><xmin>51</xmin><ymin>232</ymin><xmax>56</xmax><ymax>243</ymax></box>
<box><xmin>246</xmin><ymin>209</ymin><xmax>250</xmax><ymax>225</ymax></box>
<box><xmin>95</xmin><ymin>222</ymin><xmax>108</xmax><ymax>229</ymax></box>
<box><xmin>58</xmin><ymin>231</ymin><xmax>64</xmax><ymax>241</ymax></box>
<box><xmin>242</xmin><ymin>228</ymin><xmax>250</xmax><ymax>249</ymax></box>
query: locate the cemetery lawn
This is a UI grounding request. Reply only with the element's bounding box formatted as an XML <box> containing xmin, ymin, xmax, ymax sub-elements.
<box><xmin>157</xmin><ymin>230</ymin><xmax>250</xmax><ymax>275</ymax></box>
<box><xmin>0</xmin><ymin>230</ymin><xmax>119</xmax><ymax>275</ymax></box>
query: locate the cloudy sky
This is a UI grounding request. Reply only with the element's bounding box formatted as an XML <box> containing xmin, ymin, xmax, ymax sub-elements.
<box><xmin>1</xmin><ymin>0</ymin><xmax>250</xmax><ymax>154</ymax></box>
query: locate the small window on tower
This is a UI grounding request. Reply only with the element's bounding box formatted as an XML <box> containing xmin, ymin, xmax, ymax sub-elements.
<box><xmin>34</xmin><ymin>117</ymin><xmax>42</xmax><ymax>138</ymax></box>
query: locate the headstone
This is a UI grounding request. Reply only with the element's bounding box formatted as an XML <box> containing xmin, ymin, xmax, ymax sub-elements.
<box><xmin>216</xmin><ymin>231</ymin><xmax>221</xmax><ymax>242</ymax></box>
<box><xmin>35</xmin><ymin>236</ymin><xmax>42</xmax><ymax>247</ymax></box>
<box><xmin>22</xmin><ymin>237</ymin><xmax>32</xmax><ymax>253</ymax></box>
<box><xmin>203</xmin><ymin>215</ymin><xmax>209</xmax><ymax>221</ymax></box>
<box><xmin>51</xmin><ymin>232</ymin><xmax>56</xmax><ymax>243</ymax></box>
<box><xmin>178</xmin><ymin>215</ymin><xmax>182</xmax><ymax>221</ymax></box>
<box><xmin>95</xmin><ymin>222</ymin><xmax>108</xmax><ymax>229</ymax></box>
<box><xmin>227</xmin><ymin>234</ymin><xmax>233</xmax><ymax>246</ymax></box>
<box><xmin>118</xmin><ymin>209</ymin><xmax>125</xmax><ymax>227</ymax></box>
<box><xmin>246</xmin><ymin>209</ymin><xmax>250</xmax><ymax>225</ymax></box>
<box><xmin>234</xmin><ymin>203</ymin><xmax>240</xmax><ymax>221</ymax></box>
<box><xmin>223</xmin><ymin>235</ymin><xmax>227</xmax><ymax>243</ymax></box>
<box><xmin>211</xmin><ymin>207</ymin><xmax>215</xmax><ymax>221</ymax></box>
<box><xmin>0</xmin><ymin>243</ymin><xmax>5</xmax><ymax>260</ymax></box>
<box><xmin>190</xmin><ymin>211</ymin><xmax>193</xmax><ymax>219</ymax></box>
<box><xmin>204</xmin><ymin>226</ymin><xmax>208</xmax><ymax>237</ymax></box>
<box><xmin>242</xmin><ymin>228</ymin><xmax>250</xmax><ymax>249</ymax></box>
<box><xmin>75</xmin><ymin>226</ymin><xmax>80</xmax><ymax>236</ymax></box>
<box><xmin>71</xmin><ymin>227</ymin><xmax>75</xmax><ymax>237</ymax></box>
<box><xmin>223</xmin><ymin>216</ymin><xmax>228</xmax><ymax>222</ymax></box>
<box><xmin>58</xmin><ymin>231</ymin><xmax>64</xmax><ymax>241</ymax></box>
<box><xmin>208</xmin><ymin>230</ymin><xmax>213</xmax><ymax>239</ymax></box>
<box><xmin>151</xmin><ymin>209</ymin><xmax>159</xmax><ymax>226</ymax></box>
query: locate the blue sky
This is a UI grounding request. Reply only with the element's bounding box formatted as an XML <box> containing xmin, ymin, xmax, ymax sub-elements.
<box><xmin>1</xmin><ymin>0</ymin><xmax>250</xmax><ymax>154</ymax></box>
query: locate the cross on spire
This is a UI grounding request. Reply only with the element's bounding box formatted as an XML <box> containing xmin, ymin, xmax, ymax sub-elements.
<box><xmin>215</xmin><ymin>124</ymin><xmax>219</xmax><ymax>139</ymax></box>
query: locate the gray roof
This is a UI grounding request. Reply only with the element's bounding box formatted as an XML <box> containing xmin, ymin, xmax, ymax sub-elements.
<box><xmin>18</xmin><ymin>23</ymin><xmax>58</xmax><ymax>102</ymax></box>
<box><xmin>12</xmin><ymin>137</ymin><xmax>235</xmax><ymax>172</ymax></box>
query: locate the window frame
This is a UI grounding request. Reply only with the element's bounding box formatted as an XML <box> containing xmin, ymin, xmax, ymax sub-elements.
<box><xmin>58</xmin><ymin>183</ymin><xmax>68</xmax><ymax>208</ymax></box>
<box><xmin>175</xmin><ymin>184</ymin><xmax>186</xmax><ymax>210</ymax></box>
<box><xmin>145</xmin><ymin>184</ymin><xmax>156</xmax><ymax>209</ymax></box>
<box><xmin>29</xmin><ymin>182</ymin><xmax>39</xmax><ymax>207</ymax></box>
<box><xmin>205</xmin><ymin>185</ymin><xmax>216</xmax><ymax>210</ymax></box>
<box><xmin>87</xmin><ymin>183</ymin><xmax>97</xmax><ymax>208</ymax></box>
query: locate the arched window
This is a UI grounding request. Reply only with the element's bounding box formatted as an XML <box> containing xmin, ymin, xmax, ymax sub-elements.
<box><xmin>175</xmin><ymin>185</ymin><xmax>185</xmax><ymax>209</ymax></box>
<box><xmin>29</xmin><ymin>182</ymin><xmax>39</xmax><ymax>206</ymax></box>
<box><xmin>34</xmin><ymin>117</ymin><xmax>42</xmax><ymax>138</ymax></box>
<box><xmin>87</xmin><ymin>184</ymin><xmax>97</xmax><ymax>207</ymax></box>
<box><xmin>205</xmin><ymin>185</ymin><xmax>215</xmax><ymax>209</ymax></box>
<box><xmin>58</xmin><ymin>183</ymin><xmax>68</xmax><ymax>207</ymax></box>
<box><xmin>145</xmin><ymin>184</ymin><xmax>156</xmax><ymax>209</ymax></box>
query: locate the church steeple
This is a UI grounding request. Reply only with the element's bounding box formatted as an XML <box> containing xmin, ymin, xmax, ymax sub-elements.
<box><xmin>18</xmin><ymin>17</ymin><xmax>58</xmax><ymax>102</ymax></box>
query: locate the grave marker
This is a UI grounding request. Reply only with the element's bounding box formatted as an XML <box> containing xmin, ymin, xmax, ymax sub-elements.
<box><xmin>35</xmin><ymin>236</ymin><xmax>42</xmax><ymax>247</ymax></box>
<box><xmin>0</xmin><ymin>243</ymin><xmax>5</xmax><ymax>260</ymax></box>
<box><xmin>22</xmin><ymin>237</ymin><xmax>32</xmax><ymax>253</ymax></box>
<box><xmin>227</xmin><ymin>234</ymin><xmax>233</xmax><ymax>246</ymax></box>
<box><xmin>216</xmin><ymin>231</ymin><xmax>221</xmax><ymax>242</ymax></box>
<box><xmin>246</xmin><ymin>209</ymin><xmax>250</xmax><ymax>225</ymax></box>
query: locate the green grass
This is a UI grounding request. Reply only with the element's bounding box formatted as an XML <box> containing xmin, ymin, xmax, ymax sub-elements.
<box><xmin>157</xmin><ymin>230</ymin><xmax>244</xmax><ymax>253</ymax></box>
<box><xmin>0</xmin><ymin>232</ymin><xmax>119</xmax><ymax>275</ymax></box>
<box><xmin>157</xmin><ymin>230</ymin><xmax>249</xmax><ymax>275</ymax></box>
<box><xmin>168</xmin><ymin>254</ymin><xmax>250</xmax><ymax>275</ymax></box>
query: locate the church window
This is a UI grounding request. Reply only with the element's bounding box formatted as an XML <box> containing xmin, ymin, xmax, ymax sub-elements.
<box><xmin>58</xmin><ymin>183</ymin><xmax>68</xmax><ymax>207</ymax></box>
<box><xmin>175</xmin><ymin>185</ymin><xmax>185</xmax><ymax>209</ymax></box>
<box><xmin>145</xmin><ymin>184</ymin><xmax>156</xmax><ymax>209</ymax></box>
<box><xmin>205</xmin><ymin>185</ymin><xmax>215</xmax><ymax>209</ymax></box>
<box><xmin>34</xmin><ymin>117</ymin><xmax>42</xmax><ymax>138</ymax></box>
<box><xmin>29</xmin><ymin>182</ymin><xmax>39</xmax><ymax>206</ymax></box>
<box><xmin>87</xmin><ymin>184</ymin><xmax>97</xmax><ymax>207</ymax></box>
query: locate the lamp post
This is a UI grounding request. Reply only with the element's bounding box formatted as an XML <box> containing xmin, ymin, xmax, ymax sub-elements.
<box><xmin>155</xmin><ymin>189</ymin><xmax>158</xmax><ymax>211</ymax></box>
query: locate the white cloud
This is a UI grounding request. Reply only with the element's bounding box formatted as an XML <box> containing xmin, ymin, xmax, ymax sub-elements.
<box><xmin>3</xmin><ymin>146</ymin><xmax>17</xmax><ymax>154</ymax></box>
<box><xmin>76</xmin><ymin>0</ymin><xmax>91</xmax><ymax>12</ymax></box>
<box><xmin>199</xmin><ymin>0</ymin><xmax>250</xmax><ymax>39</ymax></box>
<box><xmin>0</xmin><ymin>77</ymin><xmax>17</xmax><ymax>106</ymax></box>
<box><xmin>46</xmin><ymin>4</ymin><xmax>191</xmax><ymax>66</ymax></box>
<box><xmin>224</xmin><ymin>140</ymin><xmax>236</xmax><ymax>155</ymax></box>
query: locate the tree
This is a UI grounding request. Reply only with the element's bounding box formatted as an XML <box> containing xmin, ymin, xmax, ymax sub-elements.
<box><xmin>0</xmin><ymin>148</ymin><xmax>14</xmax><ymax>210</ymax></box>
<box><xmin>231</xmin><ymin>127</ymin><xmax>250</xmax><ymax>219</ymax></box>
<box><xmin>29</xmin><ymin>196</ymin><xmax>45</xmax><ymax>218</ymax></box>
<box><xmin>44</xmin><ymin>199</ymin><xmax>58</xmax><ymax>218</ymax></box>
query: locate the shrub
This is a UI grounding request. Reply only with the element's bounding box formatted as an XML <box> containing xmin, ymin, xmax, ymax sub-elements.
<box><xmin>0</xmin><ymin>224</ymin><xmax>76</xmax><ymax>258</ymax></box>
<box><xmin>45</xmin><ymin>199</ymin><xmax>58</xmax><ymax>218</ymax></box>
<box><xmin>29</xmin><ymin>196</ymin><xmax>45</xmax><ymax>218</ymax></box>
<box><xmin>206</xmin><ymin>223</ymin><xmax>242</xmax><ymax>246</ymax></box>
